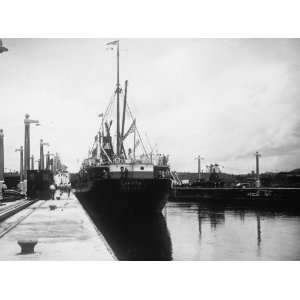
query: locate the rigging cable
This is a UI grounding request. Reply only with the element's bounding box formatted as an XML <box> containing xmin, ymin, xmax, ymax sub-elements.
<box><xmin>126</xmin><ymin>103</ymin><xmax>149</xmax><ymax>158</ymax></box>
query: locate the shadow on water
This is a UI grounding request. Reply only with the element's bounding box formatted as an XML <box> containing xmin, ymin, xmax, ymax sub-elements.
<box><xmin>80</xmin><ymin>199</ymin><xmax>173</xmax><ymax>261</ymax></box>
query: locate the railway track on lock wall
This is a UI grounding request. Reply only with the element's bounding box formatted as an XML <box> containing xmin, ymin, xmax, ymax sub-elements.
<box><xmin>0</xmin><ymin>199</ymin><xmax>38</xmax><ymax>238</ymax></box>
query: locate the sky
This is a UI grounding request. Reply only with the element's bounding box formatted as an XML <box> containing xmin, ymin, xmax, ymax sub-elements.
<box><xmin>0</xmin><ymin>38</ymin><xmax>299</xmax><ymax>174</ymax></box>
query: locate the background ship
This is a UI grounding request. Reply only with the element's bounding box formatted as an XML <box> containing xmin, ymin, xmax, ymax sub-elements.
<box><xmin>75</xmin><ymin>40</ymin><xmax>171</xmax><ymax>214</ymax></box>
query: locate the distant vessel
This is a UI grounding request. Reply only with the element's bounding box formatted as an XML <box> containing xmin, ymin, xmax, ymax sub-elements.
<box><xmin>75</xmin><ymin>40</ymin><xmax>171</xmax><ymax>214</ymax></box>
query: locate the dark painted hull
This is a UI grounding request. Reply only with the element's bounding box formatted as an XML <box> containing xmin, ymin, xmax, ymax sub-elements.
<box><xmin>75</xmin><ymin>178</ymin><xmax>171</xmax><ymax>214</ymax></box>
<box><xmin>79</xmin><ymin>204</ymin><xmax>172</xmax><ymax>260</ymax></box>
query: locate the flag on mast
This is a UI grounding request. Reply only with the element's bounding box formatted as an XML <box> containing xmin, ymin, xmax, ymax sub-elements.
<box><xmin>106</xmin><ymin>40</ymin><xmax>119</xmax><ymax>50</ymax></box>
<box><xmin>106</xmin><ymin>40</ymin><xmax>119</xmax><ymax>46</ymax></box>
<box><xmin>122</xmin><ymin>119</ymin><xmax>136</xmax><ymax>141</ymax></box>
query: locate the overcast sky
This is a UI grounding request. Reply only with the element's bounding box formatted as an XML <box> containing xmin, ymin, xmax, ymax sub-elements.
<box><xmin>0</xmin><ymin>39</ymin><xmax>299</xmax><ymax>174</ymax></box>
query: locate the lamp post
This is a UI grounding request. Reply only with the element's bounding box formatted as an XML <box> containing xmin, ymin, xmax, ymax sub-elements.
<box><xmin>46</xmin><ymin>152</ymin><xmax>56</xmax><ymax>171</ymax></box>
<box><xmin>48</xmin><ymin>153</ymin><xmax>55</xmax><ymax>173</ymax></box>
<box><xmin>15</xmin><ymin>146</ymin><xmax>24</xmax><ymax>181</ymax></box>
<box><xmin>46</xmin><ymin>151</ymin><xmax>50</xmax><ymax>170</ymax></box>
<box><xmin>0</xmin><ymin>129</ymin><xmax>4</xmax><ymax>201</ymax></box>
<box><xmin>30</xmin><ymin>155</ymin><xmax>35</xmax><ymax>170</ymax></box>
<box><xmin>0</xmin><ymin>41</ymin><xmax>8</xmax><ymax>200</ymax></box>
<box><xmin>53</xmin><ymin>153</ymin><xmax>61</xmax><ymax>174</ymax></box>
<box><xmin>15</xmin><ymin>146</ymin><xmax>24</xmax><ymax>193</ymax></box>
<box><xmin>39</xmin><ymin>139</ymin><xmax>49</xmax><ymax>170</ymax></box>
<box><xmin>35</xmin><ymin>159</ymin><xmax>40</xmax><ymax>171</ymax></box>
<box><xmin>24</xmin><ymin>114</ymin><xmax>39</xmax><ymax>178</ymax></box>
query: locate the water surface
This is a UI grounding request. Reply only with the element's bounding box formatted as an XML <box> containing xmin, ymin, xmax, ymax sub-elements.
<box><xmin>84</xmin><ymin>200</ymin><xmax>300</xmax><ymax>260</ymax></box>
<box><xmin>165</xmin><ymin>202</ymin><xmax>300</xmax><ymax>260</ymax></box>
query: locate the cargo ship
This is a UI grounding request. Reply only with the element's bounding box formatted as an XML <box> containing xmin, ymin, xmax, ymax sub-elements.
<box><xmin>75</xmin><ymin>40</ymin><xmax>171</xmax><ymax>214</ymax></box>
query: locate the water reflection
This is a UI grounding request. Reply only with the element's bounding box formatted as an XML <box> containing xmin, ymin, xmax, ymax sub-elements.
<box><xmin>167</xmin><ymin>201</ymin><xmax>300</xmax><ymax>260</ymax></box>
<box><xmin>256</xmin><ymin>213</ymin><xmax>261</xmax><ymax>256</ymax></box>
<box><xmin>81</xmin><ymin>197</ymin><xmax>300</xmax><ymax>260</ymax></box>
<box><xmin>197</xmin><ymin>208</ymin><xmax>225</xmax><ymax>234</ymax></box>
<box><xmin>198</xmin><ymin>211</ymin><xmax>202</xmax><ymax>238</ymax></box>
<box><xmin>239</xmin><ymin>210</ymin><xmax>245</xmax><ymax>222</ymax></box>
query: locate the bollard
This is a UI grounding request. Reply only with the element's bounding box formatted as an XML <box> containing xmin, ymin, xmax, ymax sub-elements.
<box><xmin>18</xmin><ymin>239</ymin><xmax>38</xmax><ymax>254</ymax></box>
<box><xmin>49</xmin><ymin>204</ymin><xmax>57</xmax><ymax>210</ymax></box>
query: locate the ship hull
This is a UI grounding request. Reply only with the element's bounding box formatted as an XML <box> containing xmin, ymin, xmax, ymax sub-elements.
<box><xmin>75</xmin><ymin>178</ymin><xmax>171</xmax><ymax>214</ymax></box>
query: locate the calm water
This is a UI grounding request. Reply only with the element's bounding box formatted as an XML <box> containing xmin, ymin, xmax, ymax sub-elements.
<box><xmin>84</xmin><ymin>201</ymin><xmax>300</xmax><ymax>260</ymax></box>
<box><xmin>165</xmin><ymin>202</ymin><xmax>300</xmax><ymax>260</ymax></box>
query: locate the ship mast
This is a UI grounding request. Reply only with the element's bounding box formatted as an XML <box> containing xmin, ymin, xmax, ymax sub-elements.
<box><xmin>121</xmin><ymin>80</ymin><xmax>128</xmax><ymax>158</ymax></box>
<box><xmin>116</xmin><ymin>40</ymin><xmax>120</xmax><ymax>157</ymax></box>
<box><xmin>107</xmin><ymin>40</ymin><xmax>121</xmax><ymax>157</ymax></box>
